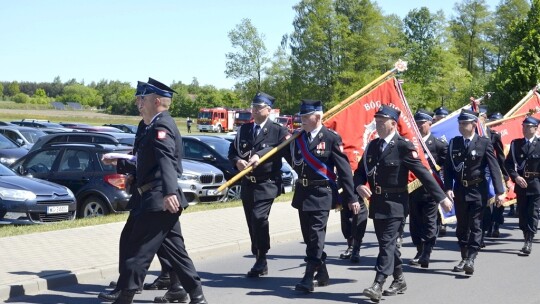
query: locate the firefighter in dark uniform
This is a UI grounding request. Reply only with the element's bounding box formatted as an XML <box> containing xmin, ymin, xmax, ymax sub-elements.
<box><xmin>408</xmin><ymin>109</ymin><xmax>448</xmax><ymax>268</ymax></box>
<box><xmin>432</xmin><ymin>106</ymin><xmax>449</xmax><ymax>123</ymax></box>
<box><xmin>113</xmin><ymin>78</ymin><xmax>207</xmax><ymax>304</ymax></box>
<box><xmin>483</xmin><ymin>111</ymin><xmax>510</xmax><ymax>239</ymax></box>
<box><xmin>504</xmin><ymin>116</ymin><xmax>540</xmax><ymax>255</ymax></box>
<box><xmin>444</xmin><ymin>109</ymin><xmax>505</xmax><ymax>276</ymax></box>
<box><xmin>355</xmin><ymin>105</ymin><xmax>452</xmax><ymax>302</ymax></box>
<box><xmin>287</xmin><ymin>99</ymin><xmax>358</xmax><ymax>293</ymax></box>
<box><xmin>227</xmin><ymin>92</ymin><xmax>289</xmax><ymax>277</ymax></box>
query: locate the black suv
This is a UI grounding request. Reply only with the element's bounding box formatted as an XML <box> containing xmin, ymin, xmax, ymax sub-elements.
<box><xmin>11</xmin><ymin>143</ymin><xmax>132</xmax><ymax>218</ymax></box>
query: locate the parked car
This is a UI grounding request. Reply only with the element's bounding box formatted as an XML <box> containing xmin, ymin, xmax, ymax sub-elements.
<box><xmin>178</xmin><ymin>159</ymin><xmax>227</xmax><ymax>204</ymax></box>
<box><xmin>11</xmin><ymin>143</ymin><xmax>133</xmax><ymax>218</ymax></box>
<box><xmin>0</xmin><ymin>126</ymin><xmax>47</xmax><ymax>150</ymax></box>
<box><xmin>11</xmin><ymin>119</ymin><xmax>66</xmax><ymax>129</ymax></box>
<box><xmin>0</xmin><ymin>163</ymin><xmax>76</xmax><ymax>224</ymax></box>
<box><xmin>182</xmin><ymin>135</ymin><xmax>295</xmax><ymax>201</ymax></box>
<box><xmin>60</xmin><ymin>123</ymin><xmax>125</xmax><ymax>133</ymax></box>
<box><xmin>0</xmin><ymin>133</ymin><xmax>29</xmax><ymax>166</ymax></box>
<box><xmin>29</xmin><ymin>132</ymin><xmax>134</xmax><ymax>153</ymax></box>
<box><xmin>103</xmin><ymin>124</ymin><xmax>138</xmax><ymax>134</ymax></box>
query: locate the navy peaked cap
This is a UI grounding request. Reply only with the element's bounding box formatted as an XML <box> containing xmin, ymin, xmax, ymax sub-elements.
<box><xmin>375</xmin><ymin>105</ymin><xmax>400</xmax><ymax>122</ymax></box>
<box><xmin>523</xmin><ymin>116</ymin><xmax>540</xmax><ymax>126</ymax></box>
<box><xmin>252</xmin><ymin>92</ymin><xmax>275</xmax><ymax>108</ymax></box>
<box><xmin>135</xmin><ymin>77</ymin><xmax>176</xmax><ymax>98</ymax></box>
<box><xmin>458</xmin><ymin>109</ymin><xmax>479</xmax><ymax>122</ymax></box>
<box><xmin>414</xmin><ymin>109</ymin><xmax>434</xmax><ymax>122</ymax></box>
<box><xmin>299</xmin><ymin>99</ymin><xmax>323</xmax><ymax>115</ymax></box>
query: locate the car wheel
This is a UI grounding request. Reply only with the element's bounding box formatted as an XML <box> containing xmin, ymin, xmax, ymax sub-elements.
<box><xmin>80</xmin><ymin>196</ymin><xmax>108</xmax><ymax>218</ymax></box>
<box><xmin>225</xmin><ymin>184</ymin><xmax>241</xmax><ymax>201</ymax></box>
<box><xmin>217</xmin><ymin>125</ymin><xmax>223</xmax><ymax>133</ymax></box>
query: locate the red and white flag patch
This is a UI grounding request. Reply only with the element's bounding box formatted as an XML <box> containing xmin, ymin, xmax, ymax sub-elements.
<box><xmin>157</xmin><ymin>130</ymin><xmax>167</xmax><ymax>140</ymax></box>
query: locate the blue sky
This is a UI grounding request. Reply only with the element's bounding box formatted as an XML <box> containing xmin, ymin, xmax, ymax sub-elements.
<box><xmin>1</xmin><ymin>0</ymin><xmax>500</xmax><ymax>89</ymax></box>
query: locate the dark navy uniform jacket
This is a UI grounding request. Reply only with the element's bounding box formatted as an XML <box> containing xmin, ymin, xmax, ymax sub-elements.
<box><xmin>135</xmin><ymin>111</ymin><xmax>187</xmax><ymax>212</ymax></box>
<box><xmin>117</xmin><ymin>120</ymin><xmax>146</xmax><ymax>212</ymax></box>
<box><xmin>410</xmin><ymin>133</ymin><xmax>448</xmax><ymax>201</ymax></box>
<box><xmin>289</xmin><ymin>127</ymin><xmax>355</xmax><ymax>211</ymax></box>
<box><xmin>228</xmin><ymin>120</ymin><xmax>290</xmax><ymax>200</ymax></box>
<box><xmin>355</xmin><ymin>133</ymin><xmax>447</xmax><ymax>219</ymax></box>
<box><xmin>444</xmin><ymin>134</ymin><xmax>505</xmax><ymax>201</ymax></box>
<box><xmin>505</xmin><ymin>136</ymin><xmax>540</xmax><ymax>196</ymax></box>
<box><xmin>489</xmin><ymin>129</ymin><xmax>510</xmax><ymax>181</ymax></box>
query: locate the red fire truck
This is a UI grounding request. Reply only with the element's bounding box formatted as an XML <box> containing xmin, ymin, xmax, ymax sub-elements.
<box><xmin>275</xmin><ymin>115</ymin><xmax>293</xmax><ymax>132</ymax></box>
<box><xmin>232</xmin><ymin>108</ymin><xmax>281</xmax><ymax>131</ymax></box>
<box><xmin>197</xmin><ymin>107</ymin><xmax>235</xmax><ymax>133</ymax></box>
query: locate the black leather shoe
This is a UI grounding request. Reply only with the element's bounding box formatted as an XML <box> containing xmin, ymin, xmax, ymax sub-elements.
<box><xmin>409</xmin><ymin>252</ymin><xmax>421</xmax><ymax>266</ymax></box>
<box><xmin>144</xmin><ymin>276</ymin><xmax>171</xmax><ymax>290</ymax></box>
<box><xmin>188</xmin><ymin>286</ymin><xmax>208</xmax><ymax>304</ymax></box>
<box><xmin>339</xmin><ymin>246</ymin><xmax>353</xmax><ymax>259</ymax></box>
<box><xmin>382</xmin><ymin>276</ymin><xmax>407</xmax><ymax>296</ymax></box>
<box><xmin>463</xmin><ymin>259</ymin><xmax>475</xmax><ymax>275</ymax></box>
<box><xmin>154</xmin><ymin>287</ymin><xmax>189</xmax><ymax>303</ymax></box>
<box><xmin>112</xmin><ymin>290</ymin><xmax>136</xmax><ymax>304</ymax></box>
<box><xmin>453</xmin><ymin>260</ymin><xmax>466</xmax><ymax>272</ymax></box>
<box><xmin>492</xmin><ymin>226</ymin><xmax>500</xmax><ymax>238</ymax></box>
<box><xmin>363</xmin><ymin>282</ymin><xmax>383</xmax><ymax>302</ymax></box>
<box><xmin>247</xmin><ymin>253</ymin><xmax>268</xmax><ymax>277</ymax></box>
<box><xmin>98</xmin><ymin>288</ymin><xmax>120</xmax><ymax>302</ymax></box>
<box><xmin>295</xmin><ymin>263</ymin><xmax>316</xmax><ymax>292</ymax></box>
<box><xmin>313</xmin><ymin>263</ymin><xmax>329</xmax><ymax>287</ymax></box>
<box><xmin>522</xmin><ymin>241</ymin><xmax>532</xmax><ymax>255</ymax></box>
<box><xmin>350</xmin><ymin>247</ymin><xmax>360</xmax><ymax>263</ymax></box>
<box><xmin>109</xmin><ymin>281</ymin><xmax>117</xmax><ymax>288</ymax></box>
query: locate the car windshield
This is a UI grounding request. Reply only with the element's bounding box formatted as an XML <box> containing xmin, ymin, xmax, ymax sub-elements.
<box><xmin>236</xmin><ymin>112</ymin><xmax>252</xmax><ymax>120</ymax></box>
<box><xmin>204</xmin><ymin>139</ymin><xmax>230</xmax><ymax>156</ymax></box>
<box><xmin>0</xmin><ymin>134</ymin><xmax>19</xmax><ymax>149</ymax></box>
<box><xmin>198</xmin><ymin>112</ymin><xmax>212</xmax><ymax>119</ymax></box>
<box><xmin>276</xmin><ymin>117</ymin><xmax>288</xmax><ymax>124</ymax></box>
<box><xmin>42</xmin><ymin>122</ymin><xmax>65</xmax><ymax>128</ymax></box>
<box><xmin>0</xmin><ymin>163</ymin><xmax>16</xmax><ymax>176</ymax></box>
<box><xmin>20</xmin><ymin>129</ymin><xmax>47</xmax><ymax>143</ymax></box>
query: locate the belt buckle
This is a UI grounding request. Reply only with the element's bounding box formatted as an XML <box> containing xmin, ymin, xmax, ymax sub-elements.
<box><xmin>302</xmin><ymin>179</ymin><xmax>309</xmax><ymax>187</ymax></box>
<box><xmin>375</xmin><ymin>186</ymin><xmax>381</xmax><ymax>194</ymax></box>
<box><xmin>462</xmin><ymin>180</ymin><xmax>468</xmax><ymax>187</ymax></box>
<box><xmin>249</xmin><ymin>176</ymin><xmax>257</xmax><ymax>183</ymax></box>
<box><xmin>524</xmin><ymin>172</ymin><xmax>530</xmax><ymax>178</ymax></box>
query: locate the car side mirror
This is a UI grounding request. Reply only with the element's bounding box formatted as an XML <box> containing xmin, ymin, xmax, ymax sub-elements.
<box><xmin>16</xmin><ymin>138</ymin><xmax>24</xmax><ymax>146</ymax></box>
<box><xmin>202</xmin><ymin>154</ymin><xmax>216</xmax><ymax>162</ymax></box>
<box><xmin>17</xmin><ymin>165</ymin><xmax>27</xmax><ymax>176</ymax></box>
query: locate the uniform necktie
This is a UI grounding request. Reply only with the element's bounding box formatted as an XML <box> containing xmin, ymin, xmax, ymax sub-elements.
<box><xmin>253</xmin><ymin>125</ymin><xmax>260</xmax><ymax>140</ymax></box>
<box><xmin>379</xmin><ymin>140</ymin><xmax>385</xmax><ymax>153</ymax></box>
<box><xmin>464</xmin><ymin>138</ymin><xmax>470</xmax><ymax>149</ymax></box>
<box><xmin>307</xmin><ymin>132</ymin><xmax>312</xmax><ymax>143</ymax></box>
<box><xmin>525</xmin><ymin>139</ymin><xmax>530</xmax><ymax>152</ymax></box>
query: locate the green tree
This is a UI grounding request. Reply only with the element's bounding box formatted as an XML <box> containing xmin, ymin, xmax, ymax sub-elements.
<box><xmin>225</xmin><ymin>18</ymin><xmax>269</xmax><ymax>97</ymax></box>
<box><xmin>289</xmin><ymin>0</ymin><xmax>344</xmax><ymax>103</ymax></box>
<box><xmin>492</xmin><ymin>0</ymin><xmax>530</xmax><ymax>66</ymax></box>
<box><xmin>6</xmin><ymin>81</ymin><xmax>20</xmax><ymax>96</ymax></box>
<box><xmin>31</xmin><ymin>88</ymin><xmax>50</xmax><ymax>104</ymax></box>
<box><xmin>0</xmin><ymin>83</ymin><xmax>3</xmax><ymax>98</ymax></box>
<box><xmin>57</xmin><ymin>84</ymin><xmax>103</xmax><ymax>107</ymax></box>
<box><xmin>93</xmin><ymin>80</ymin><xmax>135</xmax><ymax>115</ymax></box>
<box><xmin>263</xmin><ymin>43</ymin><xmax>294</xmax><ymax>113</ymax></box>
<box><xmin>450</xmin><ymin>0</ymin><xmax>494</xmax><ymax>75</ymax></box>
<box><xmin>12</xmin><ymin>92</ymin><xmax>30</xmax><ymax>104</ymax></box>
<box><xmin>489</xmin><ymin>0</ymin><xmax>540</xmax><ymax>112</ymax></box>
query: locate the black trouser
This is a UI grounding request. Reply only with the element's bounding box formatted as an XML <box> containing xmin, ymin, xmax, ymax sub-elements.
<box><xmin>340</xmin><ymin>203</ymin><xmax>368</xmax><ymax>243</ymax></box>
<box><xmin>299</xmin><ymin>210</ymin><xmax>329</xmax><ymax>265</ymax></box>
<box><xmin>409</xmin><ymin>197</ymin><xmax>438</xmax><ymax>246</ymax></box>
<box><xmin>242</xmin><ymin>198</ymin><xmax>274</xmax><ymax>254</ymax></box>
<box><xmin>517</xmin><ymin>194</ymin><xmax>540</xmax><ymax>234</ymax></box>
<box><xmin>373</xmin><ymin>217</ymin><xmax>403</xmax><ymax>276</ymax></box>
<box><xmin>455</xmin><ymin>198</ymin><xmax>485</xmax><ymax>252</ymax></box>
<box><xmin>117</xmin><ymin>211</ymin><xmax>202</xmax><ymax>293</ymax></box>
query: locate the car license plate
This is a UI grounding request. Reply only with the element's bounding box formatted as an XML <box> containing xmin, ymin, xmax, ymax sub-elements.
<box><xmin>47</xmin><ymin>205</ymin><xmax>69</xmax><ymax>214</ymax></box>
<box><xmin>206</xmin><ymin>189</ymin><xmax>218</xmax><ymax>196</ymax></box>
<box><xmin>284</xmin><ymin>185</ymin><xmax>293</xmax><ymax>193</ymax></box>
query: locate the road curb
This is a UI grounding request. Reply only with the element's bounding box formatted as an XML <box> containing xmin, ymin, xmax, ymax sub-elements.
<box><xmin>1</xmin><ymin>222</ymin><xmax>340</xmax><ymax>301</ymax></box>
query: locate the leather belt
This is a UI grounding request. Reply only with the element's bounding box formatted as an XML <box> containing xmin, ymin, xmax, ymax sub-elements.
<box><xmin>296</xmin><ymin>178</ymin><xmax>329</xmax><ymax>187</ymax></box>
<box><xmin>461</xmin><ymin>178</ymin><xmax>483</xmax><ymax>187</ymax></box>
<box><xmin>374</xmin><ymin>186</ymin><xmax>407</xmax><ymax>195</ymax></box>
<box><xmin>244</xmin><ymin>174</ymin><xmax>274</xmax><ymax>183</ymax></box>
<box><xmin>524</xmin><ymin>172</ymin><xmax>540</xmax><ymax>178</ymax></box>
<box><xmin>138</xmin><ymin>180</ymin><xmax>161</xmax><ymax>195</ymax></box>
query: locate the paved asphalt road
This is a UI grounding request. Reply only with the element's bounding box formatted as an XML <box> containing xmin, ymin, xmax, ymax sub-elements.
<box><xmin>6</xmin><ymin>215</ymin><xmax>540</xmax><ymax>304</ymax></box>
